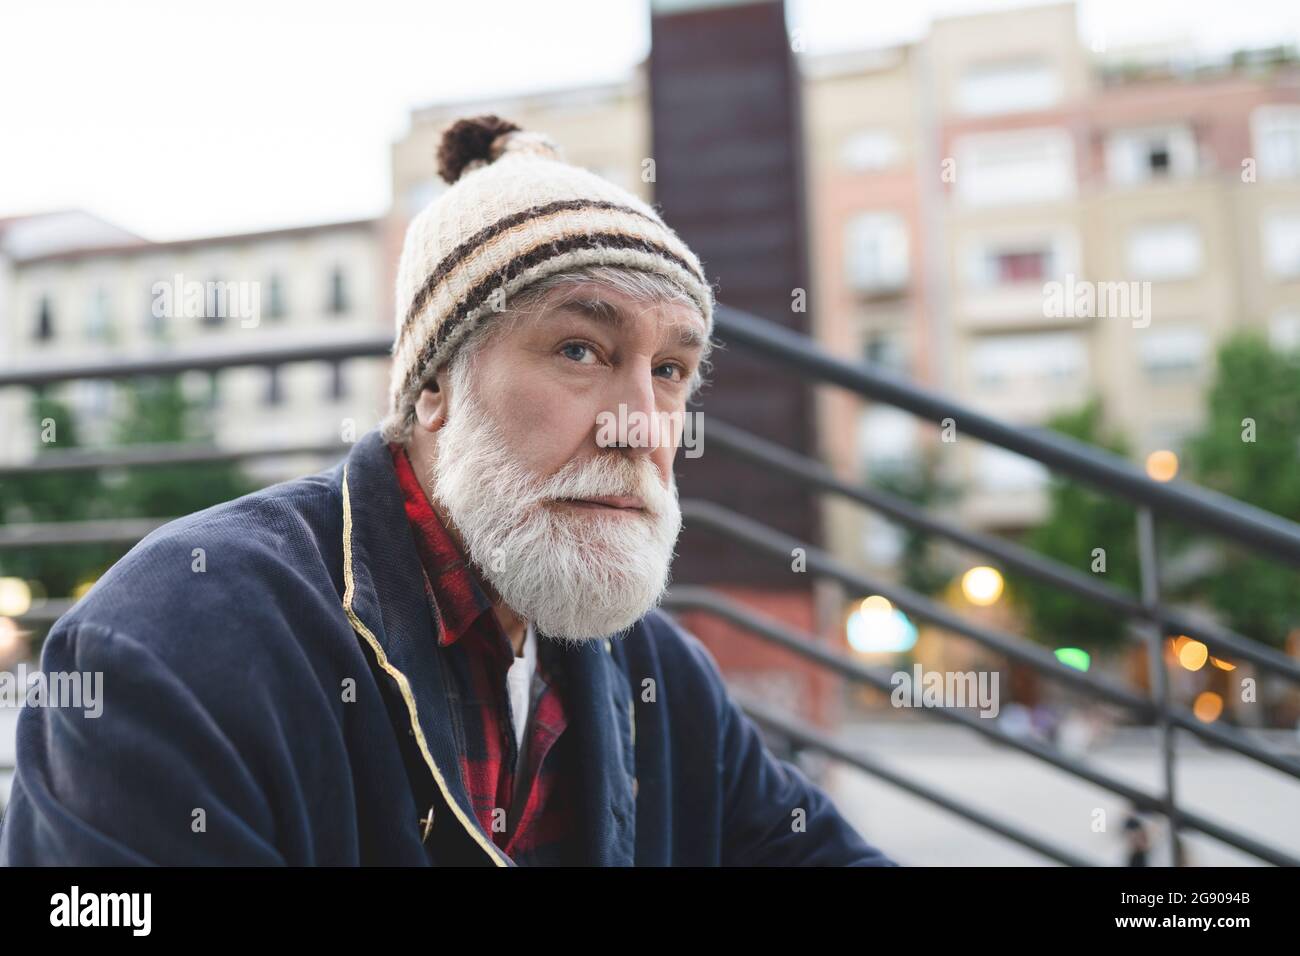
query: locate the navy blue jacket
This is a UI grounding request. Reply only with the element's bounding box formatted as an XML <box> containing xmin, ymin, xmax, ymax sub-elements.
<box><xmin>0</xmin><ymin>429</ymin><xmax>894</xmax><ymax>866</ymax></box>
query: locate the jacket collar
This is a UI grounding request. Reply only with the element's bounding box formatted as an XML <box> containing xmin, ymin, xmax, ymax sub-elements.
<box><xmin>336</xmin><ymin>429</ymin><xmax>636</xmax><ymax>866</ymax></box>
<box><xmin>386</xmin><ymin>440</ymin><xmax>499</xmax><ymax>650</ymax></box>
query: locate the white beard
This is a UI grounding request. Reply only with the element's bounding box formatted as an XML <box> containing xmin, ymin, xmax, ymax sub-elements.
<box><xmin>427</xmin><ymin>368</ymin><xmax>683</xmax><ymax>644</ymax></box>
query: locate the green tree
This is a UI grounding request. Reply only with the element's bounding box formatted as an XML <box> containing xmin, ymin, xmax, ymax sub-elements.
<box><xmin>1009</xmin><ymin>400</ymin><xmax>1140</xmax><ymax>653</ymax></box>
<box><xmin>1180</xmin><ymin>333</ymin><xmax>1300</xmax><ymax>648</ymax></box>
<box><xmin>0</xmin><ymin>393</ymin><xmax>125</xmax><ymax>600</ymax></box>
<box><xmin>106</xmin><ymin>375</ymin><xmax>254</xmax><ymax>520</ymax></box>
<box><xmin>1</xmin><ymin>375</ymin><xmax>255</xmax><ymax>650</ymax></box>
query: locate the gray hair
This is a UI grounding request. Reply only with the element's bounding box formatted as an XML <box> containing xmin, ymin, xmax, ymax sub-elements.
<box><xmin>381</xmin><ymin>264</ymin><xmax>714</xmax><ymax>443</ymax></box>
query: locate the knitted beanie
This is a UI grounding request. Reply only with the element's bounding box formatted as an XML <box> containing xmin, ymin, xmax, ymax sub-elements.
<box><xmin>384</xmin><ymin>114</ymin><xmax>714</xmax><ymax>440</ymax></box>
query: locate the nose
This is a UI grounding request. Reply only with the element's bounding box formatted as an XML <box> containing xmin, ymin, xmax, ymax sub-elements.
<box><xmin>597</xmin><ymin>361</ymin><xmax>661</xmax><ymax>457</ymax></box>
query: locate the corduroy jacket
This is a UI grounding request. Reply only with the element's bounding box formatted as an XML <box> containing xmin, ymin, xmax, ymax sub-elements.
<box><xmin>0</xmin><ymin>429</ymin><xmax>895</xmax><ymax>866</ymax></box>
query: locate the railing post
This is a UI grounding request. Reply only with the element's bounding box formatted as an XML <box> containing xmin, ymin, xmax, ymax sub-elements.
<box><xmin>1137</xmin><ymin>506</ymin><xmax>1185</xmax><ymax>866</ymax></box>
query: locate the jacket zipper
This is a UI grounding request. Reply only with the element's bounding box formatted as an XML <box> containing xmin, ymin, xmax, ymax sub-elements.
<box><xmin>342</xmin><ymin>465</ymin><xmax>509</xmax><ymax>867</ymax></box>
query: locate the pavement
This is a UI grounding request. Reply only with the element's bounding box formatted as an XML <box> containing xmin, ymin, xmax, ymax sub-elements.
<box><xmin>819</xmin><ymin>720</ymin><xmax>1300</xmax><ymax>867</ymax></box>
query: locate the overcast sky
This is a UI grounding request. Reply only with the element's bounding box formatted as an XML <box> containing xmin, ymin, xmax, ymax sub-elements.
<box><xmin>2</xmin><ymin>0</ymin><xmax>1294</xmax><ymax>240</ymax></box>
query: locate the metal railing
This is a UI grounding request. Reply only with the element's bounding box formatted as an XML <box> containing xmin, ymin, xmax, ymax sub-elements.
<box><xmin>711</xmin><ymin>306</ymin><xmax>1300</xmax><ymax>566</ymax></box>
<box><xmin>659</xmin><ymin>306</ymin><xmax>1300</xmax><ymax>866</ymax></box>
<box><xmin>2</xmin><ymin>308</ymin><xmax>1298</xmax><ymax>865</ymax></box>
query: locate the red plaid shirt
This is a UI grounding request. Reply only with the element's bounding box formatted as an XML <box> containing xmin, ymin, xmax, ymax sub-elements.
<box><xmin>388</xmin><ymin>442</ymin><xmax>582</xmax><ymax>865</ymax></box>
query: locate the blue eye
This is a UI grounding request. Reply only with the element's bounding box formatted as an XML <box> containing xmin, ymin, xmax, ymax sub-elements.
<box><xmin>655</xmin><ymin>363</ymin><xmax>684</xmax><ymax>381</ymax></box>
<box><xmin>561</xmin><ymin>342</ymin><xmax>592</xmax><ymax>362</ymax></box>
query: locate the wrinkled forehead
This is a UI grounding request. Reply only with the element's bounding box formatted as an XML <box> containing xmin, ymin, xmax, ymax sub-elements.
<box><xmin>527</xmin><ymin>280</ymin><xmax>709</xmax><ymax>350</ymax></box>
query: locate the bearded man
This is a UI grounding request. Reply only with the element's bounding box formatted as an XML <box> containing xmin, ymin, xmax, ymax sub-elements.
<box><xmin>0</xmin><ymin>116</ymin><xmax>894</xmax><ymax>867</ymax></box>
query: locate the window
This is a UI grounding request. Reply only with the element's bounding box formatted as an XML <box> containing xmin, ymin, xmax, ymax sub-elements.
<box><xmin>1008</xmin><ymin>252</ymin><xmax>1049</xmax><ymax>283</ymax></box>
<box><xmin>327</xmin><ymin>267</ymin><xmax>349</xmax><ymax>315</ymax></box>
<box><xmin>969</xmin><ymin>332</ymin><xmax>1087</xmax><ymax>389</ymax></box>
<box><xmin>964</xmin><ymin>235</ymin><xmax>1071</xmax><ymax>289</ymax></box>
<box><xmin>203</xmin><ymin>278</ymin><xmax>227</xmax><ymax>327</ymax></box>
<box><xmin>1105</xmin><ymin>125</ymin><xmax>1196</xmax><ymax>185</ymax></box>
<box><xmin>1126</xmin><ymin>223</ymin><xmax>1203</xmax><ymax>280</ymax></box>
<box><xmin>1262</xmin><ymin>213</ymin><xmax>1300</xmax><ymax>279</ymax></box>
<box><xmin>862</xmin><ymin>518</ymin><xmax>906</xmax><ymax>566</ymax></box>
<box><xmin>265</xmin><ymin>365</ymin><xmax>284</xmax><ymax>406</ymax></box>
<box><xmin>841</xmin><ymin>129</ymin><xmax>902</xmax><ymax>172</ymax></box>
<box><xmin>72</xmin><ymin>380</ymin><xmax>116</xmax><ymax>432</ymax></box>
<box><xmin>856</xmin><ymin>406</ymin><xmax>916</xmax><ymax>470</ymax></box>
<box><xmin>326</xmin><ymin>360</ymin><xmax>348</xmax><ymax>401</ymax></box>
<box><xmin>862</xmin><ymin>332</ymin><xmax>907</xmax><ymax>374</ymax></box>
<box><xmin>957</xmin><ymin>60</ymin><xmax>1060</xmax><ymax>116</ymax></box>
<box><xmin>267</xmin><ymin>274</ymin><xmax>287</xmax><ymax>319</ymax></box>
<box><xmin>86</xmin><ymin>287</ymin><xmax>113</xmax><ymax>343</ymax></box>
<box><xmin>955</xmin><ymin>129</ymin><xmax>1076</xmax><ymax>206</ymax></box>
<box><xmin>1149</xmin><ymin>146</ymin><xmax>1170</xmax><ymax>174</ymax></box>
<box><xmin>146</xmin><ymin>282</ymin><xmax>167</xmax><ymax>340</ymax></box>
<box><xmin>1252</xmin><ymin>105</ymin><xmax>1300</xmax><ymax>179</ymax></box>
<box><xmin>993</xmin><ymin>249</ymin><xmax>1048</xmax><ymax>284</ymax></box>
<box><xmin>975</xmin><ymin>445</ymin><xmax>1050</xmax><ymax>492</ymax></box>
<box><xmin>1138</xmin><ymin>326</ymin><xmax>1207</xmax><ymax>381</ymax></box>
<box><xmin>845</xmin><ymin>212</ymin><xmax>909</xmax><ymax>293</ymax></box>
<box><xmin>34</xmin><ymin>295</ymin><xmax>54</xmax><ymax>342</ymax></box>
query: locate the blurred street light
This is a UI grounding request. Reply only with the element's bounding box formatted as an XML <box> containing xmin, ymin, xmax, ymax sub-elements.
<box><xmin>1193</xmin><ymin>691</ymin><xmax>1224</xmax><ymax>723</ymax></box>
<box><xmin>1177</xmin><ymin>637</ymin><xmax>1209</xmax><ymax>671</ymax></box>
<box><xmin>1145</xmin><ymin>450</ymin><xmax>1179</xmax><ymax>482</ymax></box>
<box><xmin>961</xmin><ymin>566</ymin><xmax>1004</xmax><ymax>606</ymax></box>
<box><xmin>847</xmin><ymin>596</ymin><xmax>918</xmax><ymax>654</ymax></box>
<box><xmin>1054</xmin><ymin>647</ymin><xmax>1091</xmax><ymax>671</ymax></box>
<box><xmin>0</xmin><ymin>577</ymin><xmax>32</xmax><ymax>618</ymax></box>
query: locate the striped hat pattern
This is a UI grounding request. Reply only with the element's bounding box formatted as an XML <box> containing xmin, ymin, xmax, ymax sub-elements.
<box><xmin>385</xmin><ymin>114</ymin><xmax>714</xmax><ymax>439</ymax></box>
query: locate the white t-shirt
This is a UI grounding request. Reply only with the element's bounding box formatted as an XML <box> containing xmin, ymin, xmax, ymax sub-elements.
<box><xmin>505</xmin><ymin>621</ymin><xmax>538</xmax><ymax>787</ymax></box>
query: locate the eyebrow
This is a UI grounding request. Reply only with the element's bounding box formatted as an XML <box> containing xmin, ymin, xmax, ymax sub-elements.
<box><xmin>553</xmin><ymin>296</ymin><xmax>708</xmax><ymax>351</ymax></box>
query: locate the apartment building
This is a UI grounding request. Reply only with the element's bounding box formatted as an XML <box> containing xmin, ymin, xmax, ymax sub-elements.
<box><xmin>803</xmin><ymin>2</ymin><xmax>1300</xmax><ymax>546</ymax></box>
<box><xmin>0</xmin><ymin>214</ymin><xmax>386</xmax><ymax>481</ymax></box>
<box><xmin>928</xmin><ymin>2</ymin><xmax>1097</xmax><ymax>529</ymax></box>
<box><xmin>928</xmin><ymin>3</ymin><xmax>1300</xmax><ymax>529</ymax></box>
<box><xmin>802</xmin><ymin>44</ymin><xmax>936</xmax><ymax>576</ymax></box>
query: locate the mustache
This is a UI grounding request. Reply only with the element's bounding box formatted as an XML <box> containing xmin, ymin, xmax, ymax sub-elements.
<box><xmin>534</xmin><ymin>454</ymin><xmax>673</xmax><ymax>516</ymax></box>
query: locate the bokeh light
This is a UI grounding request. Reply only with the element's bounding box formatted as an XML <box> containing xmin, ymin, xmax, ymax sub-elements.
<box><xmin>1193</xmin><ymin>691</ymin><xmax>1223</xmax><ymax>723</ymax></box>
<box><xmin>1178</xmin><ymin>638</ymin><xmax>1209</xmax><ymax>671</ymax></box>
<box><xmin>847</xmin><ymin>597</ymin><xmax>918</xmax><ymax>654</ymax></box>
<box><xmin>1145</xmin><ymin>450</ymin><xmax>1179</xmax><ymax>482</ymax></box>
<box><xmin>960</xmin><ymin>566</ymin><xmax>1004</xmax><ymax>606</ymax></box>
<box><xmin>1054</xmin><ymin>647</ymin><xmax>1091</xmax><ymax>671</ymax></box>
<box><xmin>0</xmin><ymin>577</ymin><xmax>32</xmax><ymax>618</ymax></box>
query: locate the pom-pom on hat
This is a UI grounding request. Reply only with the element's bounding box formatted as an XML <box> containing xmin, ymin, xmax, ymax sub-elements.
<box><xmin>384</xmin><ymin>113</ymin><xmax>714</xmax><ymax>442</ymax></box>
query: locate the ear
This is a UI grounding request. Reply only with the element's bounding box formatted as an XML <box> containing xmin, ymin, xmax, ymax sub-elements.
<box><xmin>412</xmin><ymin>375</ymin><xmax>449</xmax><ymax>433</ymax></box>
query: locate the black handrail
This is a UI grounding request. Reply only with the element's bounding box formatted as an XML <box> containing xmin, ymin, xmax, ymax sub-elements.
<box><xmin>0</xmin><ymin>334</ymin><xmax>392</xmax><ymax>387</ymax></box>
<box><xmin>0</xmin><ymin>441</ymin><xmax>351</xmax><ymax>477</ymax></box>
<box><xmin>715</xmin><ymin>305</ymin><xmax>1300</xmax><ymax>567</ymax></box>
<box><xmin>662</xmin><ymin>586</ymin><xmax>1299</xmax><ymax>867</ymax></box>
<box><xmin>709</xmin><ymin>304</ymin><xmax>1300</xmax><ymax>866</ymax></box>
<box><xmin>680</xmin><ymin>499</ymin><xmax>1300</xmax><ymax>782</ymax></box>
<box><xmin>704</xmin><ymin>417</ymin><xmax>1300</xmax><ymax>684</ymax></box>
<box><xmin>730</xmin><ymin>688</ymin><xmax>1096</xmax><ymax>867</ymax></box>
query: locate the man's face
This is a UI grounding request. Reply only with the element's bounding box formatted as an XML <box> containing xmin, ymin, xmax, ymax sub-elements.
<box><xmin>414</xmin><ymin>278</ymin><xmax>708</xmax><ymax>642</ymax></box>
